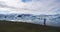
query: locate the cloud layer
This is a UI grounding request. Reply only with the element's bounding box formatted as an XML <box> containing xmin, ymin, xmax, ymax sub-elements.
<box><xmin>0</xmin><ymin>0</ymin><xmax>60</xmax><ymax>15</ymax></box>
<box><xmin>20</xmin><ymin>0</ymin><xmax>60</xmax><ymax>15</ymax></box>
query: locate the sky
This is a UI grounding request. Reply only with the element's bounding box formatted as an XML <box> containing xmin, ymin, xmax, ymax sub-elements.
<box><xmin>0</xmin><ymin>0</ymin><xmax>60</xmax><ymax>15</ymax></box>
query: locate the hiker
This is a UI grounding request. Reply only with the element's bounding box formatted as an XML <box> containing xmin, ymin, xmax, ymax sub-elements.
<box><xmin>44</xmin><ymin>18</ymin><xmax>46</xmax><ymax>26</ymax></box>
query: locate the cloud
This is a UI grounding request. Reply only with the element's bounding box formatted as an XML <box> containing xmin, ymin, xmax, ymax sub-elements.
<box><xmin>20</xmin><ymin>0</ymin><xmax>60</xmax><ymax>15</ymax></box>
<box><xmin>0</xmin><ymin>0</ymin><xmax>60</xmax><ymax>15</ymax></box>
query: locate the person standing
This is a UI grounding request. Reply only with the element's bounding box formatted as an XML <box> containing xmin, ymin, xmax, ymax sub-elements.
<box><xmin>44</xmin><ymin>18</ymin><xmax>46</xmax><ymax>26</ymax></box>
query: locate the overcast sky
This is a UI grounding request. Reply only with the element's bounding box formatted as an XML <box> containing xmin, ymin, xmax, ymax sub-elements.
<box><xmin>0</xmin><ymin>0</ymin><xmax>60</xmax><ymax>15</ymax></box>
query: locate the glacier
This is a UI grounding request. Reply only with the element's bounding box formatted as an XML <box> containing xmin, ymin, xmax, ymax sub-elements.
<box><xmin>0</xmin><ymin>14</ymin><xmax>60</xmax><ymax>27</ymax></box>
